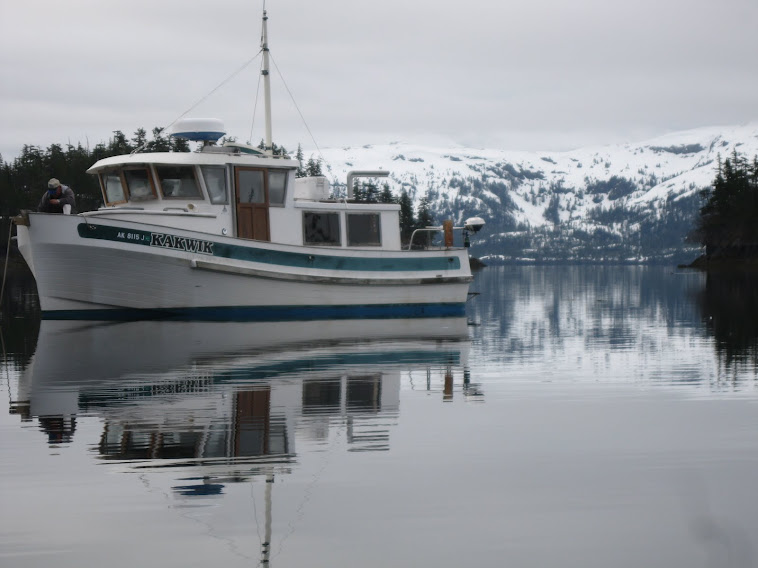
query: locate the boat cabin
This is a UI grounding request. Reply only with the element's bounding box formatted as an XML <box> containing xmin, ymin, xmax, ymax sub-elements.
<box><xmin>85</xmin><ymin>144</ymin><xmax>402</xmax><ymax>251</ymax></box>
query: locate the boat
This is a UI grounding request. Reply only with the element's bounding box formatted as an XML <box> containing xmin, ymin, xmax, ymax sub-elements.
<box><xmin>12</xmin><ymin>8</ymin><xmax>483</xmax><ymax>321</ymax></box>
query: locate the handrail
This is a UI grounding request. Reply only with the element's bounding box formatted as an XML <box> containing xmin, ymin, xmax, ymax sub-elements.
<box><xmin>407</xmin><ymin>226</ymin><xmax>443</xmax><ymax>250</ymax></box>
<box><xmin>406</xmin><ymin>224</ymin><xmax>474</xmax><ymax>250</ymax></box>
<box><xmin>82</xmin><ymin>209</ymin><xmax>216</xmax><ymax>218</ymax></box>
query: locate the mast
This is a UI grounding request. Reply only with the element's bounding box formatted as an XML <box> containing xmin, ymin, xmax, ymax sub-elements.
<box><xmin>261</xmin><ymin>472</ymin><xmax>273</xmax><ymax>565</ymax></box>
<box><xmin>261</xmin><ymin>7</ymin><xmax>273</xmax><ymax>156</ymax></box>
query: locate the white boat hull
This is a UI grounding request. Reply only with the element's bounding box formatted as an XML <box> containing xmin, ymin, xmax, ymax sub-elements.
<box><xmin>16</xmin><ymin>213</ymin><xmax>473</xmax><ymax>320</ymax></box>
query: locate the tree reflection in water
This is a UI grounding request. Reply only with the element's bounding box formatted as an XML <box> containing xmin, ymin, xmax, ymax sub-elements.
<box><xmin>0</xmin><ymin>259</ymin><xmax>40</xmax><ymax>367</ymax></box>
<box><xmin>698</xmin><ymin>269</ymin><xmax>758</xmax><ymax>371</ymax></box>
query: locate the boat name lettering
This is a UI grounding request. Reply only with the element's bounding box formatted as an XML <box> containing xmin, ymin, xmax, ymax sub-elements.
<box><xmin>149</xmin><ymin>233</ymin><xmax>214</xmax><ymax>255</ymax></box>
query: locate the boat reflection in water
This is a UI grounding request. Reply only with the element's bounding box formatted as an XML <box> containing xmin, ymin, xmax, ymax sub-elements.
<box><xmin>12</xmin><ymin>317</ymin><xmax>477</xmax><ymax>564</ymax></box>
<box><xmin>16</xmin><ymin>316</ymin><xmax>474</xmax><ymax>476</ymax></box>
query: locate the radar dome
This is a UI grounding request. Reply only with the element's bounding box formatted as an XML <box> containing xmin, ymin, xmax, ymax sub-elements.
<box><xmin>168</xmin><ymin>118</ymin><xmax>226</xmax><ymax>142</ymax></box>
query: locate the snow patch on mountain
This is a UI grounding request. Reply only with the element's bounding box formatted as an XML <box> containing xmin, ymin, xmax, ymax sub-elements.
<box><xmin>315</xmin><ymin>123</ymin><xmax>758</xmax><ymax>263</ymax></box>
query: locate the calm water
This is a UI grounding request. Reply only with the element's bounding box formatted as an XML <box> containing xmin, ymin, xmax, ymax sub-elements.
<box><xmin>2</xmin><ymin>265</ymin><xmax>758</xmax><ymax>567</ymax></box>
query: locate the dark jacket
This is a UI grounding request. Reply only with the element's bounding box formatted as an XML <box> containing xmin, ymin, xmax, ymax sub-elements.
<box><xmin>38</xmin><ymin>185</ymin><xmax>76</xmax><ymax>214</ymax></box>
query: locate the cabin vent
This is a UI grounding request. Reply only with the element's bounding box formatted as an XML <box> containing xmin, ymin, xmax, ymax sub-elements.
<box><xmin>294</xmin><ymin>176</ymin><xmax>330</xmax><ymax>201</ymax></box>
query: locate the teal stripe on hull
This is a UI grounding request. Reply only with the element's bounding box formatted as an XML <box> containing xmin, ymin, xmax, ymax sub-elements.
<box><xmin>42</xmin><ymin>302</ymin><xmax>467</xmax><ymax>322</ymax></box>
<box><xmin>79</xmin><ymin>350</ymin><xmax>463</xmax><ymax>407</ymax></box>
<box><xmin>77</xmin><ymin>223</ymin><xmax>462</xmax><ymax>272</ymax></box>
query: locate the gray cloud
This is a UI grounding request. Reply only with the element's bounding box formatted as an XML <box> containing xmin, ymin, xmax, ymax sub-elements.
<box><xmin>1</xmin><ymin>0</ymin><xmax>756</xmax><ymax>160</ymax></box>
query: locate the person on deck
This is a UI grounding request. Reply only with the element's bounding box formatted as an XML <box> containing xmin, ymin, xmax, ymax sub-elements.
<box><xmin>38</xmin><ymin>178</ymin><xmax>76</xmax><ymax>214</ymax></box>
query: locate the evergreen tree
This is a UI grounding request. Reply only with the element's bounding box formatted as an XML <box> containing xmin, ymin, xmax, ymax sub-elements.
<box><xmin>132</xmin><ymin>128</ymin><xmax>147</xmax><ymax>149</ymax></box>
<box><xmin>416</xmin><ymin>191</ymin><xmax>434</xmax><ymax>227</ymax></box>
<box><xmin>109</xmin><ymin>131</ymin><xmax>133</xmax><ymax>155</ymax></box>
<box><xmin>256</xmin><ymin>139</ymin><xmax>288</xmax><ymax>157</ymax></box>
<box><xmin>544</xmin><ymin>195</ymin><xmax>561</xmax><ymax>225</ymax></box>
<box><xmin>305</xmin><ymin>155</ymin><xmax>323</xmax><ymax>177</ymax></box>
<box><xmin>295</xmin><ymin>144</ymin><xmax>306</xmax><ymax>178</ymax></box>
<box><xmin>170</xmin><ymin>136</ymin><xmax>190</xmax><ymax>153</ymax></box>
<box><xmin>697</xmin><ymin>150</ymin><xmax>758</xmax><ymax>256</ymax></box>
<box><xmin>414</xmin><ymin>191</ymin><xmax>435</xmax><ymax>247</ymax></box>
<box><xmin>145</xmin><ymin>127</ymin><xmax>171</xmax><ymax>152</ymax></box>
<box><xmin>398</xmin><ymin>189</ymin><xmax>415</xmax><ymax>244</ymax></box>
<box><xmin>379</xmin><ymin>182</ymin><xmax>394</xmax><ymax>203</ymax></box>
<box><xmin>363</xmin><ymin>181</ymin><xmax>378</xmax><ymax>203</ymax></box>
<box><xmin>352</xmin><ymin>181</ymin><xmax>364</xmax><ymax>201</ymax></box>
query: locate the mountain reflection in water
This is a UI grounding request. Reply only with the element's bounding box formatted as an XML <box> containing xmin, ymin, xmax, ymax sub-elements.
<box><xmin>467</xmin><ymin>266</ymin><xmax>758</xmax><ymax>391</ymax></box>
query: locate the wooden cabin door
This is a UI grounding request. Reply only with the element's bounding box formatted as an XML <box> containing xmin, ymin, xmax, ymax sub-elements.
<box><xmin>233</xmin><ymin>388</ymin><xmax>271</xmax><ymax>456</ymax></box>
<box><xmin>235</xmin><ymin>167</ymin><xmax>270</xmax><ymax>241</ymax></box>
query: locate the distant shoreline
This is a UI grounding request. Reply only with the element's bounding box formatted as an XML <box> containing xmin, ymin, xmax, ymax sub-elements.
<box><xmin>683</xmin><ymin>254</ymin><xmax>758</xmax><ymax>271</ymax></box>
<box><xmin>477</xmin><ymin>259</ymin><xmax>698</xmax><ymax>267</ymax></box>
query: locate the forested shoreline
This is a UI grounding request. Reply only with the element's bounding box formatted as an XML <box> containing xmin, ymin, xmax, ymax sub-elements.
<box><xmin>0</xmin><ymin>128</ymin><xmax>429</xmax><ymax>252</ymax></box>
<box><xmin>0</xmin><ymin>128</ymin><xmax>190</xmax><ymax>226</ymax></box>
<box><xmin>691</xmin><ymin>151</ymin><xmax>758</xmax><ymax>266</ymax></box>
<box><xmin>3</xmin><ymin>125</ymin><xmax>756</xmax><ymax>266</ymax></box>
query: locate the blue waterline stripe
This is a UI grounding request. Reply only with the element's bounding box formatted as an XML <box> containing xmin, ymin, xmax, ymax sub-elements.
<box><xmin>77</xmin><ymin>223</ymin><xmax>461</xmax><ymax>272</ymax></box>
<box><xmin>42</xmin><ymin>302</ymin><xmax>467</xmax><ymax>322</ymax></box>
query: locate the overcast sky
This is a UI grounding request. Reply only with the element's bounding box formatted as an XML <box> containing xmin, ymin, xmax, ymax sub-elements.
<box><xmin>1</xmin><ymin>0</ymin><xmax>756</xmax><ymax>161</ymax></box>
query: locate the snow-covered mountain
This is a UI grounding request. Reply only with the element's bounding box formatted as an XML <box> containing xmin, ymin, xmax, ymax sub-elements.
<box><xmin>317</xmin><ymin>123</ymin><xmax>758</xmax><ymax>264</ymax></box>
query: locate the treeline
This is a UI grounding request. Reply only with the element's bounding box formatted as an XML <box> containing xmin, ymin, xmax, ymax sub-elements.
<box><xmin>0</xmin><ymin>128</ymin><xmax>193</xmax><ymax>254</ymax></box>
<box><xmin>271</xmin><ymin>143</ymin><xmax>437</xmax><ymax>243</ymax></box>
<box><xmin>349</xmin><ymin>180</ymin><xmax>434</xmax><ymax>245</ymax></box>
<box><xmin>695</xmin><ymin>151</ymin><xmax>758</xmax><ymax>258</ymax></box>
<box><xmin>0</xmin><ymin>128</ymin><xmax>189</xmax><ymax>220</ymax></box>
<box><xmin>0</xmin><ymin>130</ymin><xmax>438</xmax><ymax>251</ymax></box>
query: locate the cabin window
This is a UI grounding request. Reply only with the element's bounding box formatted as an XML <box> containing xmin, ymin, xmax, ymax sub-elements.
<box><xmin>156</xmin><ymin>166</ymin><xmax>202</xmax><ymax>199</ymax></box>
<box><xmin>101</xmin><ymin>171</ymin><xmax>126</xmax><ymax>204</ymax></box>
<box><xmin>347</xmin><ymin>375</ymin><xmax>382</xmax><ymax>412</ymax></box>
<box><xmin>268</xmin><ymin>170</ymin><xmax>287</xmax><ymax>206</ymax></box>
<box><xmin>347</xmin><ymin>213</ymin><xmax>381</xmax><ymax>246</ymax></box>
<box><xmin>237</xmin><ymin>170</ymin><xmax>265</xmax><ymax>203</ymax></box>
<box><xmin>303</xmin><ymin>212</ymin><xmax>341</xmax><ymax>246</ymax></box>
<box><xmin>123</xmin><ymin>168</ymin><xmax>156</xmax><ymax>201</ymax></box>
<box><xmin>201</xmin><ymin>166</ymin><xmax>228</xmax><ymax>204</ymax></box>
<box><xmin>302</xmin><ymin>379</ymin><xmax>341</xmax><ymax>415</ymax></box>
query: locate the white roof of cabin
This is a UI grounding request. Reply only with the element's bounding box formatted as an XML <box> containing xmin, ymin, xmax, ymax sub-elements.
<box><xmin>87</xmin><ymin>152</ymin><xmax>299</xmax><ymax>174</ymax></box>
